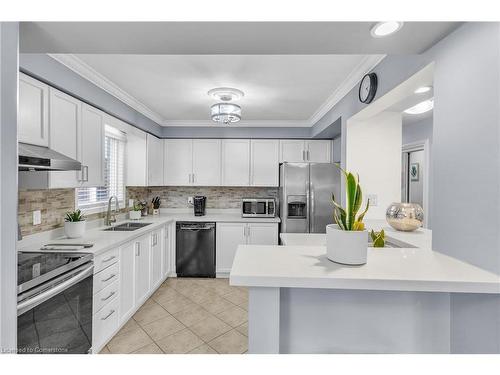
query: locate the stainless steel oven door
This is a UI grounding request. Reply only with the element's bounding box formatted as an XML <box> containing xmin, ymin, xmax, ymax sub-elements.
<box><xmin>17</xmin><ymin>263</ymin><xmax>93</xmax><ymax>354</ymax></box>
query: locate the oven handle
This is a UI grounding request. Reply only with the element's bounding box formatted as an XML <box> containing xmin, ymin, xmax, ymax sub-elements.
<box><xmin>17</xmin><ymin>264</ymin><xmax>94</xmax><ymax>316</ymax></box>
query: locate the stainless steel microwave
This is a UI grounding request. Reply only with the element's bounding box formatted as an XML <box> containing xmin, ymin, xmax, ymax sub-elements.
<box><xmin>241</xmin><ymin>198</ymin><xmax>276</xmax><ymax>218</ymax></box>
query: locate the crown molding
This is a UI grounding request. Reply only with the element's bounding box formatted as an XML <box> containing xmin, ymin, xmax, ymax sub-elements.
<box><xmin>48</xmin><ymin>53</ymin><xmax>386</xmax><ymax>128</ymax></box>
<box><xmin>48</xmin><ymin>53</ymin><xmax>166</xmax><ymax>125</ymax></box>
<box><xmin>164</xmin><ymin>119</ymin><xmax>311</xmax><ymax>127</ymax></box>
<box><xmin>308</xmin><ymin>54</ymin><xmax>386</xmax><ymax>125</ymax></box>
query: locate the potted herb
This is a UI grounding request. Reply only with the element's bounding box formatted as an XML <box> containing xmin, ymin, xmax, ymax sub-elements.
<box><xmin>327</xmin><ymin>167</ymin><xmax>370</xmax><ymax>265</ymax></box>
<box><xmin>129</xmin><ymin>202</ymin><xmax>142</xmax><ymax>220</ymax></box>
<box><xmin>64</xmin><ymin>209</ymin><xmax>86</xmax><ymax>238</ymax></box>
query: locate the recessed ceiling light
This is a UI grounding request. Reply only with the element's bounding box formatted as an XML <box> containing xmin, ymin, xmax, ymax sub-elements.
<box><xmin>404</xmin><ymin>98</ymin><xmax>434</xmax><ymax>115</ymax></box>
<box><xmin>370</xmin><ymin>21</ymin><xmax>404</xmax><ymax>38</ymax></box>
<box><xmin>414</xmin><ymin>86</ymin><xmax>432</xmax><ymax>94</ymax></box>
<box><xmin>207</xmin><ymin>87</ymin><xmax>244</xmax><ymax>102</ymax></box>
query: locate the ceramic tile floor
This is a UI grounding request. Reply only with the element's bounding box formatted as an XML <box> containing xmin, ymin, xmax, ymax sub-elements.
<box><xmin>99</xmin><ymin>278</ymin><xmax>248</xmax><ymax>354</ymax></box>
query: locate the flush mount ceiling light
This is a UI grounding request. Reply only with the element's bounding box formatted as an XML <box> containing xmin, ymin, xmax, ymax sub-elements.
<box><xmin>207</xmin><ymin>87</ymin><xmax>244</xmax><ymax>102</ymax></box>
<box><xmin>370</xmin><ymin>21</ymin><xmax>404</xmax><ymax>38</ymax></box>
<box><xmin>414</xmin><ymin>86</ymin><xmax>433</xmax><ymax>94</ymax></box>
<box><xmin>211</xmin><ymin>103</ymin><xmax>242</xmax><ymax>124</ymax></box>
<box><xmin>208</xmin><ymin>87</ymin><xmax>244</xmax><ymax>124</ymax></box>
<box><xmin>404</xmin><ymin>98</ymin><xmax>434</xmax><ymax>115</ymax></box>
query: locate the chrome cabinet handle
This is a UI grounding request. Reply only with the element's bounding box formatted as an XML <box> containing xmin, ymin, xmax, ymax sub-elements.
<box><xmin>102</xmin><ymin>255</ymin><xmax>116</xmax><ymax>263</ymax></box>
<box><xmin>101</xmin><ymin>309</ymin><xmax>115</xmax><ymax>321</ymax></box>
<box><xmin>136</xmin><ymin>242</ymin><xmax>140</xmax><ymax>256</ymax></box>
<box><xmin>101</xmin><ymin>274</ymin><xmax>116</xmax><ymax>282</ymax></box>
<box><xmin>247</xmin><ymin>226</ymin><xmax>251</xmax><ymax>238</ymax></box>
<box><xmin>101</xmin><ymin>291</ymin><xmax>116</xmax><ymax>301</ymax></box>
<box><xmin>307</xmin><ymin>150</ymin><xmax>310</xmax><ymax>161</ymax></box>
<box><xmin>302</xmin><ymin>150</ymin><xmax>305</xmax><ymax>161</ymax></box>
<box><xmin>83</xmin><ymin>165</ymin><xmax>89</xmax><ymax>182</ymax></box>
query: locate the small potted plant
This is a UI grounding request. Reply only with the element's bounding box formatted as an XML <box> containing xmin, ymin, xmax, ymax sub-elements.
<box><xmin>64</xmin><ymin>209</ymin><xmax>86</xmax><ymax>238</ymax></box>
<box><xmin>129</xmin><ymin>202</ymin><xmax>142</xmax><ymax>220</ymax></box>
<box><xmin>327</xmin><ymin>166</ymin><xmax>370</xmax><ymax>265</ymax></box>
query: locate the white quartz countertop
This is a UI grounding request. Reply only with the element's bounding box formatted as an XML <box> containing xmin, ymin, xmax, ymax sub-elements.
<box><xmin>18</xmin><ymin>210</ymin><xmax>280</xmax><ymax>256</ymax></box>
<box><xmin>230</xmin><ymin>221</ymin><xmax>500</xmax><ymax>294</ymax></box>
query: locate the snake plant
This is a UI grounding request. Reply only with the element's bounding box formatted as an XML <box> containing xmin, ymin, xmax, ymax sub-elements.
<box><xmin>331</xmin><ymin>165</ymin><xmax>369</xmax><ymax>231</ymax></box>
<box><xmin>370</xmin><ymin>229</ymin><xmax>385</xmax><ymax>247</ymax></box>
<box><xmin>65</xmin><ymin>209</ymin><xmax>85</xmax><ymax>222</ymax></box>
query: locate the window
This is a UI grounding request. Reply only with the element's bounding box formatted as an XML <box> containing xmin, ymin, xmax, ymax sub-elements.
<box><xmin>77</xmin><ymin>125</ymin><xmax>126</xmax><ymax>210</ymax></box>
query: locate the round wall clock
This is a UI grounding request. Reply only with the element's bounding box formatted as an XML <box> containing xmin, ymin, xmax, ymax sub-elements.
<box><xmin>359</xmin><ymin>73</ymin><xmax>378</xmax><ymax>104</ymax></box>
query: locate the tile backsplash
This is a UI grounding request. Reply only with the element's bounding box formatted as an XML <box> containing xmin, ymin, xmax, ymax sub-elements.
<box><xmin>133</xmin><ymin>186</ymin><xmax>278</xmax><ymax>209</ymax></box>
<box><xmin>18</xmin><ymin>186</ymin><xmax>278</xmax><ymax>237</ymax></box>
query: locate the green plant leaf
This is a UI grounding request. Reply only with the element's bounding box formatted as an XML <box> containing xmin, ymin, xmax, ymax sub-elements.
<box><xmin>345</xmin><ymin>172</ymin><xmax>358</xmax><ymax>230</ymax></box>
<box><xmin>356</xmin><ymin>199</ymin><xmax>370</xmax><ymax>223</ymax></box>
<box><xmin>331</xmin><ymin>194</ymin><xmax>347</xmax><ymax>218</ymax></box>
<box><xmin>373</xmin><ymin>235</ymin><xmax>385</xmax><ymax>248</ymax></box>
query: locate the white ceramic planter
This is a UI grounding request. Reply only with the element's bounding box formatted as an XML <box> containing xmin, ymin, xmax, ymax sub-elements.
<box><xmin>129</xmin><ymin>210</ymin><xmax>141</xmax><ymax>220</ymax></box>
<box><xmin>326</xmin><ymin>224</ymin><xmax>367</xmax><ymax>265</ymax></box>
<box><xmin>64</xmin><ymin>221</ymin><xmax>86</xmax><ymax>239</ymax></box>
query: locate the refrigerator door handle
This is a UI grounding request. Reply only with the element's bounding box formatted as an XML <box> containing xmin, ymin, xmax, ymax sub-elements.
<box><xmin>310</xmin><ymin>181</ymin><xmax>315</xmax><ymax>231</ymax></box>
<box><xmin>305</xmin><ymin>179</ymin><xmax>311</xmax><ymax>232</ymax></box>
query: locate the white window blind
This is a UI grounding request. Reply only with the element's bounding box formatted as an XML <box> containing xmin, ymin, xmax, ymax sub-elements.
<box><xmin>77</xmin><ymin>125</ymin><xmax>126</xmax><ymax>210</ymax></box>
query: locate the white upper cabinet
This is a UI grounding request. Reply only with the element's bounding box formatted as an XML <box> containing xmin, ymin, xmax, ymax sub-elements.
<box><xmin>47</xmin><ymin>87</ymin><xmax>81</xmax><ymax>188</ymax></box>
<box><xmin>250</xmin><ymin>139</ymin><xmax>279</xmax><ymax>186</ymax></box>
<box><xmin>280</xmin><ymin>140</ymin><xmax>306</xmax><ymax>162</ymax></box>
<box><xmin>122</xmin><ymin>121</ymin><xmax>147</xmax><ymax>187</ymax></box>
<box><xmin>80</xmin><ymin>104</ymin><xmax>105</xmax><ymax>187</ymax></box>
<box><xmin>147</xmin><ymin>134</ymin><xmax>164</xmax><ymax>186</ymax></box>
<box><xmin>306</xmin><ymin>140</ymin><xmax>332</xmax><ymax>163</ymax></box>
<box><xmin>221</xmin><ymin>139</ymin><xmax>250</xmax><ymax>186</ymax></box>
<box><xmin>18</xmin><ymin>73</ymin><xmax>49</xmax><ymax>147</ymax></box>
<box><xmin>164</xmin><ymin>139</ymin><xmax>193</xmax><ymax>186</ymax></box>
<box><xmin>280</xmin><ymin>139</ymin><xmax>332</xmax><ymax>163</ymax></box>
<box><xmin>192</xmin><ymin>139</ymin><xmax>221</xmax><ymax>186</ymax></box>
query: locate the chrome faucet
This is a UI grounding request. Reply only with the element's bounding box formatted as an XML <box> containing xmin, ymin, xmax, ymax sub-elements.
<box><xmin>105</xmin><ymin>196</ymin><xmax>119</xmax><ymax>226</ymax></box>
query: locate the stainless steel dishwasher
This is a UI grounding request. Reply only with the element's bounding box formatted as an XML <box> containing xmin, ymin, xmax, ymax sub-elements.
<box><xmin>176</xmin><ymin>222</ymin><xmax>216</xmax><ymax>277</ymax></box>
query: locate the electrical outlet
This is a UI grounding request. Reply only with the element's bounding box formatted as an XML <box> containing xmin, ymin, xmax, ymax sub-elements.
<box><xmin>129</xmin><ymin>199</ymin><xmax>134</xmax><ymax>208</ymax></box>
<box><xmin>187</xmin><ymin>196</ymin><xmax>194</xmax><ymax>206</ymax></box>
<box><xmin>33</xmin><ymin>210</ymin><xmax>42</xmax><ymax>225</ymax></box>
<box><xmin>367</xmin><ymin>194</ymin><xmax>378</xmax><ymax>207</ymax></box>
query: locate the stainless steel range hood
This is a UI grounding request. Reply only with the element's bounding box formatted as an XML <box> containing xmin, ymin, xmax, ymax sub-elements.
<box><xmin>18</xmin><ymin>143</ymin><xmax>81</xmax><ymax>171</ymax></box>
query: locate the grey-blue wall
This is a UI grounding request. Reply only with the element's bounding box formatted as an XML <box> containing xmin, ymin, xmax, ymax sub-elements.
<box><xmin>402</xmin><ymin>115</ymin><xmax>433</xmax><ymax>145</ymax></box>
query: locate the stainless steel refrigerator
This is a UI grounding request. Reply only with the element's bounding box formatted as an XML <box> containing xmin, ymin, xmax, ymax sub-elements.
<box><xmin>279</xmin><ymin>162</ymin><xmax>341</xmax><ymax>233</ymax></box>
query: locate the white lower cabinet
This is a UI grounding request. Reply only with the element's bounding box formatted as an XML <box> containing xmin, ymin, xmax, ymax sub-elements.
<box><xmin>134</xmin><ymin>234</ymin><xmax>151</xmax><ymax>306</ymax></box>
<box><xmin>216</xmin><ymin>222</ymin><xmax>278</xmax><ymax>275</ymax></box>
<box><xmin>150</xmin><ymin>228</ymin><xmax>163</xmax><ymax>291</ymax></box>
<box><xmin>93</xmin><ymin>295</ymin><xmax>119</xmax><ymax>351</ymax></box>
<box><xmin>119</xmin><ymin>241</ymin><xmax>136</xmax><ymax>322</ymax></box>
<box><xmin>162</xmin><ymin>222</ymin><xmax>175</xmax><ymax>278</ymax></box>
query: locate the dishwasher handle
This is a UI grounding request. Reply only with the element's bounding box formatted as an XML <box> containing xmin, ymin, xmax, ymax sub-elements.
<box><xmin>178</xmin><ymin>222</ymin><xmax>215</xmax><ymax>231</ymax></box>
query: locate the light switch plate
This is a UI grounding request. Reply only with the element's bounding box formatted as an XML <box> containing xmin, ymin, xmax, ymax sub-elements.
<box><xmin>33</xmin><ymin>210</ymin><xmax>42</xmax><ymax>225</ymax></box>
<box><xmin>187</xmin><ymin>196</ymin><xmax>194</xmax><ymax>205</ymax></box>
<box><xmin>367</xmin><ymin>194</ymin><xmax>378</xmax><ymax>207</ymax></box>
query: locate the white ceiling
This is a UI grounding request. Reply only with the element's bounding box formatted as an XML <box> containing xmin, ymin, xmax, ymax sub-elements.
<box><xmin>20</xmin><ymin>22</ymin><xmax>460</xmax><ymax>54</ymax></box>
<box><xmin>52</xmin><ymin>54</ymin><xmax>383</xmax><ymax>127</ymax></box>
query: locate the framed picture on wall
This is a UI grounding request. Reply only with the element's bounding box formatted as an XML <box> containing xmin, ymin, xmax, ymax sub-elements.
<box><xmin>410</xmin><ymin>163</ymin><xmax>420</xmax><ymax>181</ymax></box>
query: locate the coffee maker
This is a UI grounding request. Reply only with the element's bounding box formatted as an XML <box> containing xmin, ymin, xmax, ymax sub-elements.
<box><xmin>193</xmin><ymin>196</ymin><xmax>206</xmax><ymax>216</ymax></box>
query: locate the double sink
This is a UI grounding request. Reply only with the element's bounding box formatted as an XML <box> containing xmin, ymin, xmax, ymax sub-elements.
<box><xmin>102</xmin><ymin>222</ymin><xmax>152</xmax><ymax>232</ymax></box>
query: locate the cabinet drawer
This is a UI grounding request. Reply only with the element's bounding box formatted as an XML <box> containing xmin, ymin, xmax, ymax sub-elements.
<box><xmin>93</xmin><ymin>262</ymin><xmax>119</xmax><ymax>294</ymax></box>
<box><xmin>93</xmin><ymin>280</ymin><xmax>119</xmax><ymax>314</ymax></box>
<box><xmin>94</xmin><ymin>248</ymin><xmax>119</xmax><ymax>273</ymax></box>
<box><xmin>93</xmin><ymin>296</ymin><xmax>119</xmax><ymax>350</ymax></box>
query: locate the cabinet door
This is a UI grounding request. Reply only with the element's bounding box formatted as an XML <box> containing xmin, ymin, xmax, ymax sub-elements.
<box><xmin>18</xmin><ymin>73</ymin><xmax>49</xmax><ymax>146</ymax></box>
<box><xmin>221</xmin><ymin>140</ymin><xmax>250</xmax><ymax>186</ymax></box>
<box><xmin>280</xmin><ymin>140</ymin><xmax>305</xmax><ymax>162</ymax></box>
<box><xmin>80</xmin><ymin>104</ymin><xmax>104</xmax><ymax>187</ymax></box>
<box><xmin>150</xmin><ymin>229</ymin><xmax>163</xmax><ymax>291</ymax></box>
<box><xmin>119</xmin><ymin>242</ymin><xmax>135</xmax><ymax>323</ymax></box>
<box><xmin>247</xmin><ymin>223</ymin><xmax>279</xmax><ymax>245</ymax></box>
<box><xmin>48</xmin><ymin>88</ymin><xmax>81</xmax><ymax>188</ymax></box>
<box><xmin>164</xmin><ymin>139</ymin><xmax>193</xmax><ymax>185</ymax></box>
<box><xmin>123</xmin><ymin>122</ymin><xmax>147</xmax><ymax>187</ymax></box>
<box><xmin>147</xmin><ymin>134</ymin><xmax>164</xmax><ymax>186</ymax></box>
<box><xmin>251</xmin><ymin>140</ymin><xmax>279</xmax><ymax>186</ymax></box>
<box><xmin>306</xmin><ymin>140</ymin><xmax>332</xmax><ymax>163</ymax></box>
<box><xmin>134</xmin><ymin>235</ymin><xmax>151</xmax><ymax>306</ymax></box>
<box><xmin>162</xmin><ymin>225</ymin><xmax>170</xmax><ymax>279</ymax></box>
<box><xmin>192</xmin><ymin>139</ymin><xmax>221</xmax><ymax>186</ymax></box>
<box><xmin>216</xmin><ymin>223</ymin><xmax>247</xmax><ymax>274</ymax></box>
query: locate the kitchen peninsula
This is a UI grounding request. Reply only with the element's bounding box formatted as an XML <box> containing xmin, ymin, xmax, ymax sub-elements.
<box><xmin>229</xmin><ymin>222</ymin><xmax>500</xmax><ymax>354</ymax></box>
